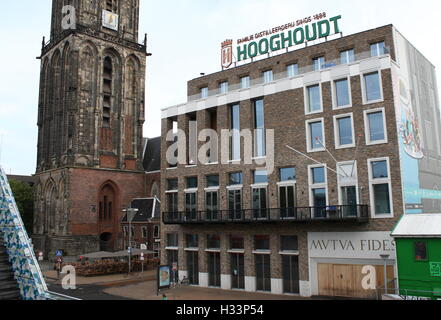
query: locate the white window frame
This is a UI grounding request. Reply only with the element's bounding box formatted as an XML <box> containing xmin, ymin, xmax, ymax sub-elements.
<box><xmin>367</xmin><ymin>157</ymin><xmax>394</xmax><ymax>218</ymax></box>
<box><xmin>336</xmin><ymin>160</ymin><xmax>359</xmax><ymax>206</ymax></box>
<box><xmin>332</xmin><ymin>76</ymin><xmax>352</xmax><ymax>109</ymax></box>
<box><xmin>240</xmin><ymin>76</ymin><xmax>251</xmax><ymax>89</ymax></box>
<box><xmin>304</xmin><ymin>83</ymin><xmax>323</xmax><ymax>115</ymax></box>
<box><xmin>308</xmin><ymin>164</ymin><xmax>329</xmax><ymax>209</ymax></box>
<box><xmin>287</xmin><ymin>63</ymin><xmax>299</xmax><ymax>78</ymax></box>
<box><xmin>262</xmin><ymin>70</ymin><xmax>273</xmax><ymax>84</ymax></box>
<box><xmin>340</xmin><ymin>49</ymin><xmax>355</xmax><ymax>64</ymax></box>
<box><xmin>371</xmin><ymin>41</ymin><xmax>386</xmax><ymax>57</ymax></box>
<box><xmin>306</xmin><ymin>118</ymin><xmax>326</xmax><ymax>153</ymax></box>
<box><xmin>361</xmin><ymin>70</ymin><xmax>384</xmax><ymax>105</ymax></box>
<box><xmin>333</xmin><ymin>113</ymin><xmax>356</xmax><ymax>149</ymax></box>
<box><xmin>363</xmin><ymin>107</ymin><xmax>388</xmax><ymax>145</ymax></box>
<box><xmin>312</xmin><ymin>56</ymin><xmax>325</xmax><ymax>71</ymax></box>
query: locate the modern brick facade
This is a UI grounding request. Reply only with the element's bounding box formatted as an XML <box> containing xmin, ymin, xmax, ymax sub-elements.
<box><xmin>160</xmin><ymin>24</ymin><xmax>440</xmax><ymax>298</ymax></box>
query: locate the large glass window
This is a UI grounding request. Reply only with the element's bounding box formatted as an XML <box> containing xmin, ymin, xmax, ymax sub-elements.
<box><xmin>240</xmin><ymin>76</ymin><xmax>250</xmax><ymax>89</ymax></box>
<box><xmin>254</xmin><ymin>235</ymin><xmax>270</xmax><ymax>251</ymax></box>
<box><xmin>338</xmin><ymin>162</ymin><xmax>358</xmax><ymax>217</ymax></box>
<box><xmin>281</xmin><ymin>236</ymin><xmax>298</xmax><ymax>252</ymax></box>
<box><xmin>186</xmin><ymin>177</ymin><xmax>198</xmax><ymax>189</ymax></box>
<box><xmin>167</xmin><ymin>233</ymin><xmax>179</xmax><ymax>247</ymax></box>
<box><xmin>371</xmin><ymin>41</ymin><xmax>386</xmax><ymax>57</ymax></box>
<box><xmin>230</xmin><ymin>235</ymin><xmax>245</xmax><ymax>250</ymax></box>
<box><xmin>208</xmin><ymin>252</ymin><xmax>221</xmax><ymax>287</ymax></box>
<box><xmin>334</xmin><ymin>78</ymin><xmax>350</xmax><ymax>107</ymax></box>
<box><xmin>231</xmin><ymin>254</ymin><xmax>245</xmax><ymax>290</ymax></box>
<box><xmin>366</xmin><ymin>110</ymin><xmax>386</xmax><ymax>143</ymax></box>
<box><xmin>306</xmin><ymin>85</ymin><xmax>322</xmax><ymax>113</ymax></box>
<box><xmin>254</xmin><ymin>170</ymin><xmax>268</xmax><ymax>184</ymax></box>
<box><xmin>186</xmin><ymin>234</ymin><xmax>199</xmax><ymax>248</ymax></box>
<box><xmin>207</xmin><ymin>235</ymin><xmax>221</xmax><ymax>249</ymax></box>
<box><xmin>228</xmin><ymin>189</ymin><xmax>242</xmax><ymax>220</ymax></box>
<box><xmin>206</xmin><ymin>175</ymin><xmax>219</xmax><ymax>187</ymax></box>
<box><xmin>253</xmin><ymin>188</ymin><xmax>268</xmax><ymax>219</ymax></box>
<box><xmin>340</xmin><ymin>49</ymin><xmax>355</xmax><ymax>64</ymax></box>
<box><xmin>185</xmin><ymin>192</ymin><xmax>197</xmax><ymax>220</ymax></box>
<box><xmin>280</xmin><ymin>168</ymin><xmax>296</xmax><ymax>182</ymax></box>
<box><xmin>287</xmin><ymin>63</ymin><xmax>299</xmax><ymax>77</ymax></box>
<box><xmin>187</xmin><ymin>251</ymin><xmax>199</xmax><ymax>285</ymax></box>
<box><xmin>372</xmin><ymin>160</ymin><xmax>389</xmax><ymax>179</ymax></box>
<box><xmin>229</xmin><ymin>172</ymin><xmax>243</xmax><ymax>185</ymax></box>
<box><xmin>205</xmin><ymin>191</ymin><xmax>219</xmax><ymax>221</ymax></box>
<box><xmin>200</xmin><ymin>86</ymin><xmax>208</xmax><ymax>99</ymax></box>
<box><xmin>310</xmin><ymin>166</ymin><xmax>327</xmax><ymax>218</ymax></box>
<box><xmin>230</xmin><ymin>104</ymin><xmax>241</xmax><ymax>161</ymax></box>
<box><xmin>255</xmin><ymin>254</ymin><xmax>271</xmax><ymax>292</ymax></box>
<box><xmin>308</xmin><ymin>120</ymin><xmax>324</xmax><ymax>151</ymax></box>
<box><xmin>369</xmin><ymin>158</ymin><xmax>392</xmax><ymax>216</ymax></box>
<box><xmin>335</xmin><ymin>115</ymin><xmax>354</xmax><ymax>147</ymax></box>
<box><xmin>254</xmin><ymin>99</ymin><xmax>266</xmax><ymax>157</ymax></box>
<box><xmin>312</xmin><ymin>56</ymin><xmax>325</xmax><ymax>71</ymax></box>
<box><xmin>167</xmin><ymin>179</ymin><xmax>178</xmax><ymax>191</ymax></box>
<box><xmin>167</xmin><ymin>193</ymin><xmax>178</xmax><ymax>213</ymax></box>
<box><xmin>219</xmin><ymin>81</ymin><xmax>229</xmax><ymax>94</ymax></box>
<box><xmin>263</xmin><ymin>70</ymin><xmax>273</xmax><ymax>83</ymax></box>
<box><xmin>364</xmin><ymin>72</ymin><xmax>382</xmax><ymax>102</ymax></box>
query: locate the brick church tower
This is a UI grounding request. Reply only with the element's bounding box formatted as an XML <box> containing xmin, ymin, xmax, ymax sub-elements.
<box><xmin>33</xmin><ymin>0</ymin><xmax>149</xmax><ymax>257</ymax></box>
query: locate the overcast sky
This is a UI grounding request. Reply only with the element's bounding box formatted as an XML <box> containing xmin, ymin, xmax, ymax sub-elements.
<box><xmin>0</xmin><ymin>0</ymin><xmax>440</xmax><ymax>175</ymax></box>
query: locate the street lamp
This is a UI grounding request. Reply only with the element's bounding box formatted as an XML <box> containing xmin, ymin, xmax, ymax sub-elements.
<box><xmin>123</xmin><ymin>208</ymin><xmax>139</xmax><ymax>274</ymax></box>
<box><xmin>380</xmin><ymin>254</ymin><xmax>390</xmax><ymax>295</ymax></box>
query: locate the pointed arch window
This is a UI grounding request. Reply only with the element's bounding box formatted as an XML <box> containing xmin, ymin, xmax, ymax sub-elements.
<box><xmin>103</xmin><ymin>57</ymin><xmax>113</xmax><ymax>128</ymax></box>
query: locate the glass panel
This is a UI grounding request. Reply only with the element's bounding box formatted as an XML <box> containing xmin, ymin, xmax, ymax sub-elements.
<box><xmin>310</xmin><ymin>121</ymin><xmax>324</xmax><ymax>149</ymax></box>
<box><xmin>186</xmin><ymin>234</ymin><xmax>198</xmax><ymax>248</ymax></box>
<box><xmin>253</xmin><ymin>188</ymin><xmax>267</xmax><ymax>218</ymax></box>
<box><xmin>230</xmin><ymin>104</ymin><xmax>241</xmax><ymax>160</ymax></box>
<box><xmin>186</xmin><ymin>177</ymin><xmax>198</xmax><ymax>189</ymax></box>
<box><xmin>280</xmin><ymin>167</ymin><xmax>296</xmax><ymax>181</ymax></box>
<box><xmin>187</xmin><ymin>252</ymin><xmax>199</xmax><ymax>285</ymax></box>
<box><xmin>313</xmin><ymin>57</ymin><xmax>325</xmax><ymax>71</ymax></box>
<box><xmin>340</xmin><ymin>49</ymin><xmax>355</xmax><ymax>64</ymax></box>
<box><xmin>230</xmin><ymin>235</ymin><xmax>244</xmax><ymax>249</ymax></box>
<box><xmin>167</xmin><ymin>179</ymin><xmax>178</xmax><ymax>191</ymax></box>
<box><xmin>367</xmin><ymin>111</ymin><xmax>385</xmax><ymax>142</ymax></box>
<box><xmin>219</xmin><ymin>81</ymin><xmax>229</xmax><ymax>94</ymax></box>
<box><xmin>207</xmin><ymin>235</ymin><xmax>221</xmax><ymax>249</ymax></box>
<box><xmin>208</xmin><ymin>252</ymin><xmax>221</xmax><ymax>287</ymax></box>
<box><xmin>167</xmin><ymin>250</ymin><xmax>179</xmax><ymax>283</ymax></box>
<box><xmin>313</xmin><ymin>188</ymin><xmax>327</xmax><ymax>218</ymax></box>
<box><xmin>307</xmin><ymin>85</ymin><xmax>321</xmax><ymax>112</ymax></box>
<box><xmin>283</xmin><ymin>255</ymin><xmax>300</xmax><ymax>294</ymax></box>
<box><xmin>364</xmin><ymin>72</ymin><xmax>381</xmax><ymax>101</ymax></box>
<box><xmin>312</xmin><ymin>167</ymin><xmax>326</xmax><ymax>184</ymax></box>
<box><xmin>335</xmin><ymin>79</ymin><xmax>350</xmax><ymax>107</ymax></box>
<box><xmin>281</xmin><ymin>236</ymin><xmax>298</xmax><ymax>251</ymax></box>
<box><xmin>206</xmin><ymin>175</ymin><xmax>219</xmax><ymax>187</ymax></box>
<box><xmin>371</xmin><ymin>42</ymin><xmax>386</xmax><ymax>57</ymax></box>
<box><xmin>256</xmin><ymin>255</ymin><xmax>271</xmax><ymax>291</ymax></box>
<box><xmin>201</xmin><ymin>87</ymin><xmax>208</xmax><ymax>98</ymax></box>
<box><xmin>280</xmin><ymin>186</ymin><xmax>296</xmax><ymax>218</ymax></box>
<box><xmin>228</xmin><ymin>190</ymin><xmax>242</xmax><ymax>220</ymax></box>
<box><xmin>231</xmin><ymin>254</ymin><xmax>245</xmax><ymax>289</ymax></box>
<box><xmin>414</xmin><ymin>242</ymin><xmax>428</xmax><ymax>261</ymax></box>
<box><xmin>337</xmin><ymin>116</ymin><xmax>353</xmax><ymax>146</ymax></box>
<box><xmin>229</xmin><ymin>172</ymin><xmax>243</xmax><ymax>185</ymax></box>
<box><xmin>254</xmin><ymin>235</ymin><xmax>270</xmax><ymax>250</ymax></box>
<box><xmin>254</xmin><ymin>99</ymin><xmax>266</xmax><ymax>157</ymax></box>
<box><xmin>254</xmin><ymin>170</ymin><xmax>268</xmax><ymax>184</ymax></box>
<box><xmin>373</xmin><ymin>184</ymin><xmax>391</xmax><ymax>215</ymax></box>
<box><xmin>287</xmin><ymin>63</ymin><xmax>299</xmax><ymax>77</ymax></box>
<box><xmin>341</xmin><ymin>186</ymin><xmax>358</xmax><ymax>217</ymax></box>
<box><xmin>263</xmin><ymin>70</ymin><xmax>273</xmax><ymax>83</ymax></box>
<box><xmin>371</xmin><ymin>160</ymin><xmax>388</xmax><ymax>179</ymax></box>
<box><xmin>240</xmin><ymin>76</ymin><xmax>250</xmax><ymax>89</ymax></box>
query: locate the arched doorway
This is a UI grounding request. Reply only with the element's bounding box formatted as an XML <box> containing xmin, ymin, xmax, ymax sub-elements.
<box><xmin>100</xmin><ymin>233</ymin><xmax>113</xmax><ymax>252</ymax></box>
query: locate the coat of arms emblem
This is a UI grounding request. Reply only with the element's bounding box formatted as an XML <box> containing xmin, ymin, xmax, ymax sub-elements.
<box><xmin>221</xmin><ymin>39</ymin><xmax>233</xmax><ymax>69</ymax></box>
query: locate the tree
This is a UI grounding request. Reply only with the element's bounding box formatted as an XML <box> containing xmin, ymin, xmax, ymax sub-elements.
<box><xmin>9</xmin><ymin>180</ymin><xmax>34</xmax><ymax>232</ymax></box>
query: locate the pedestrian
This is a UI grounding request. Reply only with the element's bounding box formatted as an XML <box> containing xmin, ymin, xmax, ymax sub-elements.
<box><xmin>162</xmin><ymin>294</ymin><xmax>168</xmax><ymax>301</ymax></box>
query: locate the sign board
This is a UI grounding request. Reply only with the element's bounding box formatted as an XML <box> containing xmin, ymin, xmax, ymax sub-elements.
<box><xmin>158</xmin><ymin>265</ymin><xmax>172</xmax><ymax>290</ymax></box>
<box><xmin>430</xmin><ymin>262</ymin><xmax>441</xmax><ymax>277</ymax></box>
<box><xmin>102</xmin><ymin>10</ymin><xmax>119</xmax><ymax>31</ymax></box>
<box><xmin>221</xmin><ymin>13</ymin><xmax>342</xmax><ymax>68</ymax></box>
<box><xmin>308</xmin><ymin>232</ymin><xmax>396</xmax><ymax>260</ymax></box>
<box><xmin>38</xmin><ymin>252</ymin><xmax>44</xmax><ymax>261</ymax></box>
<box><xmin>56</xmin><ymin>250</ymin><xmax>63</xmax><ymax>257</ymax></box>
<box><xmin>140</xmin><ymin>253</ymin><xmax>145</xmax><ymax>261</ymax></box>
<box><xmin>172</xmin><ymin>262</ymin><xmax>178</xmax><ymax>272</ymax></box>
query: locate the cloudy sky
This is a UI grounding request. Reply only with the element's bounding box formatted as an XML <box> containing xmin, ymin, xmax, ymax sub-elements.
<box><xmin>0</xmin><ymin>0</ymin><xmax>440</xmax><ymax>175</ymax></box>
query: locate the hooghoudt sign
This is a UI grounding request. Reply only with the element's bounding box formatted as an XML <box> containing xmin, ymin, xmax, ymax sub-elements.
<box><xmin>221</xmin><ymin>13</ymin><xmax>342</xmax><ymax>68</ymax></box>
<box><xmin>308</xmin><ymin>232</ymin><xmax>396</xmax><ymax>260</ymax></box>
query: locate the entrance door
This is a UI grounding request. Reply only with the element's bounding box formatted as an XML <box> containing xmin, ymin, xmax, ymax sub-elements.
<box><xmin>187</xmin><ymin>251</ymin><xmax>199</xmax><ymax>285</ymax></box>
<box><xmin>208</xmin><ymin>252</ymin><xmax>221</xmax><ymax>287</ymax></box>
<box><xmin>231</xmin><ymin>253</ymin><xmax>245</xmax><ymax>289</ymax></box>
<box><xmin>255</xmin><ymin>254</ymin><xmax>271</xmax><ymax>292</ymax></box>
<box><xmin>318</xmin><ymin>263</ymin><xmax>395</xmax><ymax>298</ymax></box>
<box><xmin>282</xmin><ymin>255</ymin><xmax>300</xmax><ymax>294</ymax></box>
<box><xmin>100</xmin><ymin>233</ymin><xmax>112</xmax><ymax>251</ymax></box>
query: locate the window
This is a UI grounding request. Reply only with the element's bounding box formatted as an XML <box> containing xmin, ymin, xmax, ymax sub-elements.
<box><xmin>338</xmin><ymin>161</ymin><xmax>358</xmax><ymax>217</ymax></box>
<box><xmin>130</xmin><ymin>226</ymin><xmax>135</xmax><ymax>238</ymax></box>
<box><xmin>207</xmin><ymin>109</ymin><xmax>218</xmax><ymax>163</ymax></box>
<box><xmin>363</xmin><ymin>71</ymin><xmax>382</xmax><ymax>103</ymax></box>
<box><xmin>371</xmin><ymin>41</ymin><xmax>386</xmax><ymax>57</ymax></box>
<box><xmin>254</xmin><ymin>99</ymin><xmax>266</xmax><ymax>157</ymax></box>
<box><xmin>230</xmin><ymin>235</ymin><xmax>244</xmax><ymax>250</ymax></box>
<box><xmin>102</xmin><ymin>57</ymin><xmax>113</xmax><ymax>128</ymax></box>
<box><xmin>167</xmin><ymin>233</ymin><xmax>179</xmax><ymax>247</ymax></box>
<box><xmin>280</xmin><ymin>168</ymin><xmax>296</xmax><ymax>182</ymax></box>
<box><xmin>141</xmin><ymin>226</ymin><xmax>148</xmax><ymax>239</ymax></box>
<box><xmin>334</xmin><ymin>114</ymin><xmax>355</xmax><ymax>148</ymax></box>
<box><xmin>340</xmin><ymin>49</ymin><xmax>355</xmax><ymax>64</ymax></box>
<box><xmin>254</xmin><ymin>170</ymin><xmax>268</xmax><ymax>184</ymax></box>
<box><xmin>254</xmin><ymin>235</ymin><xmax>270</xmax><ymax>251</ymax></box>
<box><xmin>186</xmin><ymin>234</ymin><xmax>199</xmax><ymax>248</ymax></box>
<box><xmin>306</xmin><ymin>119</ymin><xmax>325</xmax><ymax>152</ymax></box>
<box><xmin>205</xmin><ymin>176</ymin><xmax>219</xmax><ymax>220</ymax></box>
<box><xmin>306</xmin><ymin>84</ymin><xmax>322</xmax><ymax>113</ymax></box>
<box><xmin>230</xmin><ymin>104</ymin><xmax>241</xmax><ymax>161</ymax></box>
<box><xmin>167</xmin><ymin>193</ymin><xmax>178</xmax><ymax>213</ymax></box>
<box><xmin>252</xmin><ymin>173</ymin><xmax>268</xmax><ymax>219</ymax></box>
<box><xmin>309</xmin><ymin>165</ymin><xmax>328</xmax><ymax>218</ymax></box>
<box><xmin>414</xmin><ymin>241</ymin><xmax>428</xmax><ymax>261</ymax></box>
<box><xmin>123</xmin><ymin>226</ymin><xmax>128</xmax><ymax>237</ymax></box>
<box><xmin>154</xmin><ymin>225</ymin><xmax>160</xmax><ymax>239</ymax></box>
<box><xmin>185</xmin><ymin>191</ymin><xmax>197</xmax><ymax>220</ymax></box>
<box><xmin>206</xmin><ymin>175</ymin><xmax>219</xmax><ymax>187</ymax></box>
<box><xmin>200</xmin><ymin>87</ymin><xmax>208</xmax><ymax>99</ymax></box>
<box><xmin>364</xmin><ymin>109</ymin><xmax>387</xmax><ymax>144</ymax></box>
<box><xmin>333</xmin><ymin>78</ymin><xmax>351</xmax><ymax>108</ymax></box>
<box><xmin>240</xmin><ymin>76</ymin><xmax>250</xmax><ymax>89</ymax></box>
<box><xmin>207</xmin><ymin>235</ymin><xmax>221</xmax><ymax>249</ymax></box>
<box><xmin>368</xmin><ymin>158</ymin><xmax>392</xmax><ymax>217</ymax></box>
<box><xmin>219</xmin><ymin>81</ymin><xmax>229</xmax><ymax>94</ymax></box>
<box><xmin>229</xmin><ymin>172</ymin><xmax>243</xmax><ymax>185</ymax></box>
<box><xmin>287</xmin><ymin>63</ymin><xmax>299</xmax><ymax>77</ymax></box>
<box><xmin>167</xmin><ymin>179</ymin><xmax>178</xmax><ymax>191</ymax></box>
<box><xmin>312</xmin><ymin>56</ymin><xmax>325</xmax><ymax>71</ymax></box>
<box><xmin>263</xmin><ymin>70</ymin><xmax>273</xmax><ymax>83</ymax></box>
<box><xmin>187</xmin><ymin>177</ymin><xmax>198</xmax><ymax>189</ymax></box>
<box><xmin>153</xmin><ymin>243</ymin><xmax>160</xmax><ymax>258</ymax></box>
<box><xmin>281</xmin><ymin>236</ymin><xmax>299</xmax><ymax>252</ymax></box>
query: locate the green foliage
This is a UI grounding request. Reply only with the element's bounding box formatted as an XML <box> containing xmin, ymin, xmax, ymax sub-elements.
<box><xmin>9</xmin><ymin>179</ymin><xmax>34</xmax><ymax>232</ymax></box>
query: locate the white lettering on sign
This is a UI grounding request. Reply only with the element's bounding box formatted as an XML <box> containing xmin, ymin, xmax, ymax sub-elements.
<box><xmin>308</xmin><ymin>232</ymin><xmax>396</xmax><ymax>260</ymax></box>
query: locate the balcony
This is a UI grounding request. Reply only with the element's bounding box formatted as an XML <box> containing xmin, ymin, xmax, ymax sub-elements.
<box><xmin>162</xmin><ymin>205</ymin><xmax>369</xmax><ymax>225</ymax></box>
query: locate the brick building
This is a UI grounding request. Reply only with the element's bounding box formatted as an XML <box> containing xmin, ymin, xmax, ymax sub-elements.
<box><xmin>32</xmin><ymin>0</ymin><xmax>160</xmax><ymax>258</ymax></box>
<box><xmin>160</xmin><ymin>23</ymin><xmax>441</xmax><ymax>298</ymax></box>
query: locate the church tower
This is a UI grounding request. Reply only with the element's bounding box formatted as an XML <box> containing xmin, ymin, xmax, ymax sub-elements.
<box><xmin>33</xmin><ymin>0</ymin><xmax>148</xmax><ymax>257</ymax></box>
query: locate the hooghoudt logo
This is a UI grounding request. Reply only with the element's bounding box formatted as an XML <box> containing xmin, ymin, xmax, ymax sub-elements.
<box><xmin>221</xmin><ymin>39</ymin><xmax>233</xmax><ymax>68</ymax></box>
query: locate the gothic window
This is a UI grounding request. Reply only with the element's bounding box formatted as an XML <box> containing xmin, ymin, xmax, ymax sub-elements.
<box><xmin>103</xmin><ymin>56</ymin><xmax>113</xmax><ymax>128</ymax></box>
<box><xmin>99</xmin><ymin>183</ymin><xmax>116</xmax><ymax>222</ymax></box>
<box><xmin>45</xmin><ymin>181</ymin><xmax>58</xmax><ymax>235</ymax></box>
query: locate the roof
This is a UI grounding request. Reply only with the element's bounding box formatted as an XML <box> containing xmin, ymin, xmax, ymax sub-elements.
<box><xmin>142</xmin><ymin>137</ymin><xmax>161</xmax><ymax>172</ymax></box>
<box><xmin>121</xmin><ymin>198</ymin><xmax>160</xmax><ymax>223</ymax></box>
<box><xmin>391</xmin><ymin>214</ymin><xmax>441</xmax><ymax>238</ymax></box>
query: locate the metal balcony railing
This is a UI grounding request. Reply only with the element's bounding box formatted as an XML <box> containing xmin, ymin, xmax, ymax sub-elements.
<box><xmin>163</xmin><ymin>205</ymin><xmax>369</xmax><ymax>225</ymax></box>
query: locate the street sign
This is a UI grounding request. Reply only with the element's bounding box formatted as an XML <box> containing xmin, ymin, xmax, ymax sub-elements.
<box><xmin>38</xmin><ymin>252</ymin><xmax>43</xmax><ymax>261</ymax></box>
<box><xmin>172</xmin><ymin>262</ymin><xmax>178</xmax><ymax>272</ymax></box>
<box><xmin>140</xmin><ymin>253</ymin><xmax>145</xmax><ymax>261</ymax></box>
<box><xmin>56</xmin><ymin>250</ymin><xmax>63</xmax><ymax>257</ymax></box>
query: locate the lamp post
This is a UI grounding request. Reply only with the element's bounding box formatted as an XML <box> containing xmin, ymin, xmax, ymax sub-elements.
<box><xmin>380</xmin><ymin>254</ymin><xmax>390</xmax><ymax>295</ymax></box>
<box><xmin>123</xmin><ymin>208</ymin><xmax>139</xmax><ymax>274</ymax></box>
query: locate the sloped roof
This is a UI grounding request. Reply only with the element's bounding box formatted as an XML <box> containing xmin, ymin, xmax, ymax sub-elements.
<box><xmin>392</xmin><ymin>214</ymin><xmax>441</xmax><ymax>238</ymax></box>
<box><xmin>121</xmin><ymin>198</ymin><xmax>160</xmax><ymax>223</ymax></box>
<box><xmin>142</xmin><ymin>137</ymin><xmax>161</xmax><ymax>172</ymax></box>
